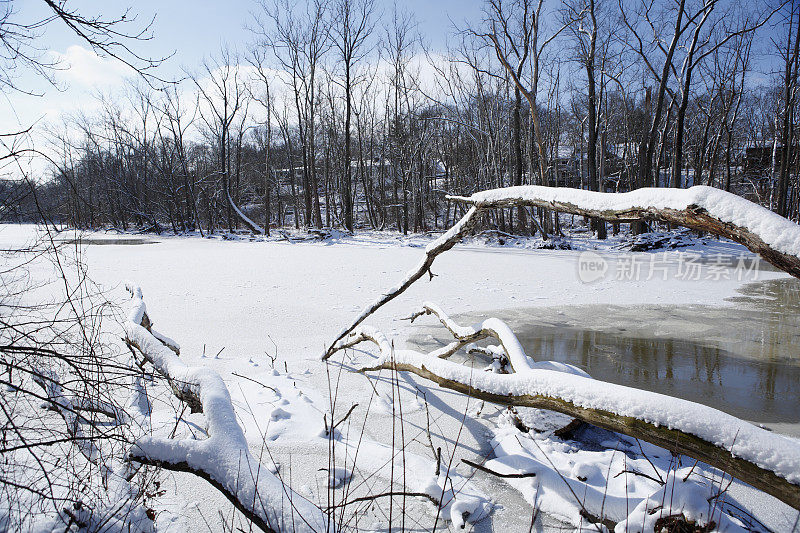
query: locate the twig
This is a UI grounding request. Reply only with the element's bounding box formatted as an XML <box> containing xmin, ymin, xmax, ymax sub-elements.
<box><xmin>324</xmin><ymin>490</ymin><xmax>440</xmax><ymax>510</ymax></box>
<box><xmin>613</xmin><ymin>468</ymin><xmax>665</xmax><ymax>486</ymax></box>
<box><xmin>230</xmin><ymin>372</ymin><xmax>278</xmax><ymax>393</ymax></box>
<box><xmin>462</xmin><ymin>458</ymin><xmax>537</xmax><ymax>479</ymax></box>
<box><xmin>331</xmin><ymin>403</ymin><xmax>359</xmax><ymax>431</ymax></box>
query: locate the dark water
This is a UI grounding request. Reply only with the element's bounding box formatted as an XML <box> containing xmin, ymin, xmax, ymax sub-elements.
<box><xmin>409</xmin><ymin>278</ymin><xmax>800</xmax><ymax>426</ymax></box>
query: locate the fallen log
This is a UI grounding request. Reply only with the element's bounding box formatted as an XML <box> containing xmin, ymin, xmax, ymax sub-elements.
<box><xmin>227</xmin><ymin>190</ymin><xmax>265</xmax><ymax>235</ymax></box>
<box><xmin>329</xmin><ymin>305</ymin><xmax>800</xmax><ymax>511</ymax></box>
<box><xmin>123</xmin><ymin>284</ymin><xmax>327</xmax><ymax>533</ymax></box>
<box><xmin>322</xmin><ymin>185</ymin><xmax>800</xmax><ymax>510</ymax></box>
<box><xmin>448</xmin><ymin>185</ymin><xmax>800</xmax><ymax>278</ymax></box>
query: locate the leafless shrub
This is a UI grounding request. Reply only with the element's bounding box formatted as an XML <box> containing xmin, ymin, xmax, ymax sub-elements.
<box><xmin>0</xmin><ymin>228</ymin><xmax>155</xmax><ymax>531</ymax></box>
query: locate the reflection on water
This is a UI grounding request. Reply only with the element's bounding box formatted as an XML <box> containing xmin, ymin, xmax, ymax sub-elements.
<box><xmin>408</xmin><ymin>278</ymin><xmax>800</xmax><ymax>426</ymax></box>
<box><xmin>512</xmin><ymin>323</ymin><xmax>799</xmax><ymax>424</ymax></box>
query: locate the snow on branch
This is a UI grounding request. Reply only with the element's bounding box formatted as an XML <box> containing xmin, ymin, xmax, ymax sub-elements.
<box><xmin>404</xmin><ymin>302</ymin><xmax>535</xmax><ymax>371</ymax></box>
<box><xmin>329</xmin><ymin>325</ymin><xmax>394</xmax><ymax>358</ymax></box>
<box><xmin>328</xmin><ymin>303</ymin><xmax>800</xmax><ymax>511</ymax></box>
<box><xmin>123</xmin><ymin>283</ymin><xmax>327</xmax><ymax>533</ymax></box>
<box><xmin>449</xmin><ymin>185</ymin><xmax>800</xmax><ymax>277</ymax></box>
<box><xmin>228</xmin><ymin>190</ymin><xmax>265</xmax><ymax>235</ymax></box>
<box><xmin>404</xmin><ymin>302</ymin><xmax>590</xmax><ymax>377</ymax></box>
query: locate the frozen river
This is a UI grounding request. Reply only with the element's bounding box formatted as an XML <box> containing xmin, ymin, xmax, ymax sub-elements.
<box><xmin>5</xmin><ymin>224</ymin><xmax>798</xmax><ymax>531</ymax></box>
<box><xmin>411</xmin><ymin>277</ymin><xmax>800</xmax><ymax>437</ymax></box>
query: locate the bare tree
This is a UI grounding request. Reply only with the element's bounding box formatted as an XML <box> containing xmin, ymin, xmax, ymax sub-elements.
<box><xmin>566</xmin><ymin>0</ymin><xmax>615</xmax><ymax>238</ymax></box>
<box><xmin>384</xmin><ymin>6</ymin><xmax>420</xmax><ymax>234</ymax></box>
<box><xmin>777</xmin><ymin>3</ymin><xmax>800</xmax><ymax>217</ymax></box>
<box><xmin>192</xmin><ymin>49</ymin><xmax>262</xmax><ymax>234</ymax></box>
<box><xmin>331</xmin><ymin>0</ymin><xmax>375</xmax><ymax>232</ymax></box>
<box><xmin>253</xmin><ymin>0</ymin><xmax>330</xmax><ymax>228</ymax></box>
<box><xmin>248</xmin><ymin>50</ymin><xmax>276</xmax><ymax>235</ymax></box>
<box><xmin>474</xmin><ymin>0</ymin><xmax>575</xmax><ymax>237</ymax></box>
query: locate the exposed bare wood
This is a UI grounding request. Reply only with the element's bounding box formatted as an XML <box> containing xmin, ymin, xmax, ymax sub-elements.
<box><xmin>461</xmin><ymin>458</ymin><xmax>537</xmax><ymax>479</ymax></box>
<box><xmin>125</xmin><ymin>337</ymin><xmax>202</xmax><ymax>413</ymax></box>
<box><xmin>129</xmin><ymin>455</ymin><xmax>278</xmax><ymax>533</ymax></box>
<box><xmin>363</xmin><ymin>356</ymin><xmax>800</xmax><ymax>510</ymax></box>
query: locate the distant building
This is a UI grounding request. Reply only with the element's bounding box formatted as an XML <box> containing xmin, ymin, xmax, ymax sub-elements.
<box><xmin>743</xmin><ymin>145</ymin><xmax>800</xmax><ymax>172</ymax></box>
<box><xmin>553</xmin><ymin>146</ymin><xmax>626</xmax><ymax>189</ymax></box>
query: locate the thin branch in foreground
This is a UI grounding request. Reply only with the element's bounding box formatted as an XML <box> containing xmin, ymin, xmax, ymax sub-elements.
<box><xmin>461</xmin><ymin>458</ymin><xmax>537</xmax><ymax>479</ymax></box>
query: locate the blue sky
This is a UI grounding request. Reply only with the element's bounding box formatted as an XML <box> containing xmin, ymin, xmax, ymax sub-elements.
<box><xmin>1</xmin><ymin>0</ymin><xmax>485</xmax><ymax>145</ymax></box>
<box><xmin>1</xmin><ymin>0</ymin><xmax>788</xmax><ymax>175</ymax></box>
<box><xmin>8</xmin><ymin>0</ymin><xmax>484</xmax><ymax>92</ymax></box>
<box><xmin>0</xmin><ymin>0</ymin><xmax>490</xmax><ymax>182</ymax></box>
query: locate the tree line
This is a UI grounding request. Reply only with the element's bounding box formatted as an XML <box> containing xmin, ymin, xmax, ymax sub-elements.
<box><xmin>9</xmin><ymin>0</ymin><xmax>800</xmax><ymax>237</ymax></box>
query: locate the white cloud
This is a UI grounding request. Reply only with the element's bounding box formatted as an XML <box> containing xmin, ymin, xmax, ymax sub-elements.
<box><xmin>49</xmin><ymin>45</ymin><xmax>134</xmax><ymax>89</ymax></box>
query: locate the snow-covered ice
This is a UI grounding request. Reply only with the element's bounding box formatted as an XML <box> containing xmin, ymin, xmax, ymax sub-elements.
<box><xmin>2</xmin><ymin>222</ymin><xmax>798</xmax><ymax>531</ymax></box>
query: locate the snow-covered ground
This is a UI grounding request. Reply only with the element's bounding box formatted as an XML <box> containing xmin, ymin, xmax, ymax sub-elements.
<box><xmin>2</xmin><ymin>223</ymin><xmax>798</xmax><ymax>531</ymax></box>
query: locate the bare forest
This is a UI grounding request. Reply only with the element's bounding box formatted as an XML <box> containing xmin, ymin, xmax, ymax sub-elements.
<box><xmin>3</xmin><ymin>0</ymin><xmax>797</xmax><ymax>238</ymax></box>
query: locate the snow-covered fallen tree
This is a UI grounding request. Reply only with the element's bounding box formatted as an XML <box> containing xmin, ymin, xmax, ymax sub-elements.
<box><xmin>228</xmin><ymin>190</ymin><xmax>265</xmax><ymax>235</ymax></box>
<box><xmin>328</xmin><ymin>302</ymin><xmax>800</xmax><ymax>522</ymax></box>
<box><xmin>123</xmin><ymin>284</ymin><xmax>327</xmax><ymax>533</ymax></box>
<box><xmin>323</xmin><ymin>185</ymin><xmax>800</xmax><ymax>515</ymax></box>
<box><xmin>449</xmin><ymin>185</ymin><xmax>800</xmax><ymax>277</ymax></box>
<box><xmin>324</xmin><ymin>185</ymin><xmax>800</xmax><ymax>359</ymax></box>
